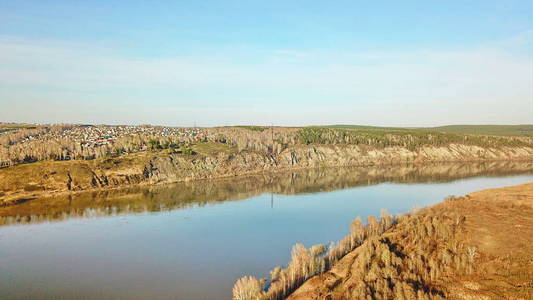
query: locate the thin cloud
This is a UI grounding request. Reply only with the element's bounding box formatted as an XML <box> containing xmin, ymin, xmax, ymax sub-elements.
<box><xmin>1</xmin><ymin>32</ymin><xmax>532</xmax><ymax>126</ymax></box>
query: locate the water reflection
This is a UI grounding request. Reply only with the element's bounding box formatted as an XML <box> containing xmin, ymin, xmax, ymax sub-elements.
<box><xmin>2</xmin><ymin>161</ymin><xmax>532</xmax><ymax>226</ymax></box>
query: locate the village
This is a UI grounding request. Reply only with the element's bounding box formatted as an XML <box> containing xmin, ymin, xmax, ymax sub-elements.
<box><xmin>3</xmin><ymin>124</ymin><xmax>210</xmax><ymax>148</ymax></box>
<box><xmin>0</xmin><ymin>124</ymin><xmax>213</xmax><ymax>167</ymax></box>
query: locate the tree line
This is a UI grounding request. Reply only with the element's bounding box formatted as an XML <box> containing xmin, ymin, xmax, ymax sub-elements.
<box><xmin>2</xmin><ymin>125</ymin><xmax>531</xmax><ymax>168</ymax></box>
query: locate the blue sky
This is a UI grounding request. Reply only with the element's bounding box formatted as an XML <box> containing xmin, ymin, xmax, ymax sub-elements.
<box><xmin>1</xmin><ymin>1</ymin><xmax>532</xmax><ymax>126</ymax></box>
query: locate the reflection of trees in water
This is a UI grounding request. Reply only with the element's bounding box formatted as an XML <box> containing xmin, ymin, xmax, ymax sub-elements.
<box><xmin>1</xmin><ymin>161</ymin><xmax>532</xmax><ymax>226</ymax></box>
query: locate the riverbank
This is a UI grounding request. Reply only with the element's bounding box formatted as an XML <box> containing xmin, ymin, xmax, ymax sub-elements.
<box><xmin>285</xmin><ymin>183</ymin><xmax>533</xmax><ymax>300</ymax></box>
<box><xmin>1</xmin><ymin>143</ymin><xmax>533</xmax><ymax>205</ymax></box>
<box><xmin>2</xmin><ymin>161</ymin><xmax>532</xmax><ymax>226</ymax></box>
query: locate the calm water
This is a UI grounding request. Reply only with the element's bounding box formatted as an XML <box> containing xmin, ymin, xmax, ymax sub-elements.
<box><xmin>1</xmin><ymin>162</ymin><xmax>533</xmax><ymax>300</ymax></box>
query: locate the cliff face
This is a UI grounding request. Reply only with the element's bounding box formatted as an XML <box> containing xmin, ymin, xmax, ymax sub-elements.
<box><xmin>1</xmin><ymin>144</ymin><xmax>533</xmax><ymax>204</ymax></box>
<box><xmin>146</xmin><ymin>144</ymin><xmax>533</xmax><ymax>182</ymax></box>
<box><xmin>277</xmin><ymin>144</ymin><xmax>533</xmax><ymax>167</ymax></box>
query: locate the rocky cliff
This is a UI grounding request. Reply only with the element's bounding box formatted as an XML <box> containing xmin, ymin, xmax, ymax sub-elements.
<box><xmin>144</xmin><ymin>144</ymin><xmax>533</xmax><ymax>182</ymax></box>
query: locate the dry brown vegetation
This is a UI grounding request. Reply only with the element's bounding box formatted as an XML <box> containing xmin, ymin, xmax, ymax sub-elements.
<box><xmin>234</xmin><ymin>183</ymin><xmax>533</xmax><ymax>300</ymax></box>
<box><xmin>3</xmin><ymin>124</ymin><xmax>532</xmax><ymax>169</ymax></box>
<box><xmin>209</xmin><ymin>126</ymin><xmax>299</xmax><ymax>154</ymax></box>
<box><xmin>232</xmin><ymin>210</ymin><xmax>395</xmax><ymax>300</ymax></box>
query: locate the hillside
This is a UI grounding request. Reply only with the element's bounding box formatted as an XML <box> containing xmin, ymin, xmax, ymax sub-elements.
<box><xmin>2</xmin><ymin>124</ymin><xmax>533</xmax><ymax>205</ymax></box>
<box><xmin>285</xmin><ymin>183</ymin><xmax>533</xmax><ymax>300</ymax></box>
<box><xmin>3</xmin><ymin>124</ymin><xmax>533</xmax><ymax>169</ymax></box>
<box><xmin>232</xmin><ymin>183</ymin><xmax>533</xmax><ymax>300</ymax></box>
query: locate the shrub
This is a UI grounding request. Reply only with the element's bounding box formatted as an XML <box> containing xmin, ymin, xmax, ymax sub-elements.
<box><xmin>232</xmin><ymin>276</ymin><xmax>264</xmax><ymax>300</ymax></box>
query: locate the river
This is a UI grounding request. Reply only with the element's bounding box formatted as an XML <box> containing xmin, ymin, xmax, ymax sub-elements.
<box><xmin>1</xmin><ymin>161</ymin><xmax>532</xmax><ymax>299</ymax></box>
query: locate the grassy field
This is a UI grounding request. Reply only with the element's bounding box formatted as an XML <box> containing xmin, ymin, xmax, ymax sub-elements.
<box><xmin>321</xmin><ymin>124</ymin><xmax>405</xmax><ymax>131</ymax></box>
<box><xmin>234</xmin><ymin>125</ymin><xmax>270</xmax><ymax>132</ymax></box>
<box><xmin>323</xmin><ymin>124</ymin><xmax>533</xmax><ymax>136</ymax></box>
<box><xmin>427</xmin><ymin>124</ymin><xmax>533</xmax><ymax>136</ymax></box>
<box><xmin>191</xmin><ymin>142</ymin><xmax>237</xmax><ymax>155</ymax></box>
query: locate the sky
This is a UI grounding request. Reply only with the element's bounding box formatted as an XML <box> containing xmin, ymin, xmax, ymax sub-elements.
<box><xmin>1</xmin><ymin>1</ymin><xmax>532</xmax><ymax>127</ymax></box>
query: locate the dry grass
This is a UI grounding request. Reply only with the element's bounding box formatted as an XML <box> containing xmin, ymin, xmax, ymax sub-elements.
<box><xmin>192</xmin><ymin>142</ymin><xmax>237</xmax><ymax>155</ymax></box>
<box><xmin>285</xmin><ymin>183</ymin><xmax>533</xmax><ymax>300</ymax></box>
<box><xmin>231</xmin><ymin>183</ymin><xmax>533</xmax><ymax>300</ymax></box>
<box><xmin>0</xmin><ymin>152</ymin><xmax>152</xmax><ymax>205</ymax></box>
<box><xmin>231</xmin><ymin>212</ymin><xmax>395</xmax><ymax>300</ymax></box>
